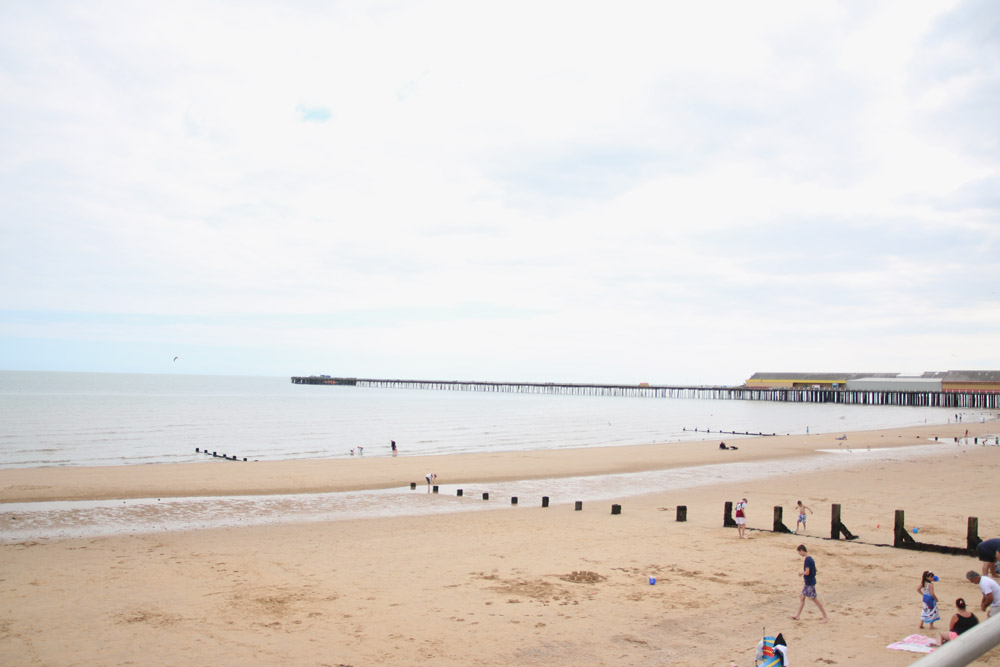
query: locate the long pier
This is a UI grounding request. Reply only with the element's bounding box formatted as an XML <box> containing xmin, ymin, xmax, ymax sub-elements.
<box><xmin>290</xmin><ymin>377</ymin><xmax>1000</xmax><ymax>409</ymax></box>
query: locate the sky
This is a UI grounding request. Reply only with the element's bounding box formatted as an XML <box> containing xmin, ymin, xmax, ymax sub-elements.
<box><xmin>1</xmin><ymin>0</ymin><xmax>998</xmax><ymax>385</ymax></box>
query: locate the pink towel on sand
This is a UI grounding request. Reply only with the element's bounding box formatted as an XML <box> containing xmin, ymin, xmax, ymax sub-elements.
<box><xmin>887</xmin><ymin>634</ymin><xmax>936</xmax><ymax>653</ymax></box>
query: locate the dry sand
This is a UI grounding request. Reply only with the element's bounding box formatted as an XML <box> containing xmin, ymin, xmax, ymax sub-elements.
<box><xmin>2</xmin><ymin>421</ymin><xmax>999</xmax><ymax>666</ymax></box>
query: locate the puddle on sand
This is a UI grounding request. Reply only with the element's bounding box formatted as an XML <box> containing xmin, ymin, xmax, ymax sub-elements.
<box><xmin>0</xmin><ymin>442</ymin><xmax>961</xmax><ymax>543</ymax></box>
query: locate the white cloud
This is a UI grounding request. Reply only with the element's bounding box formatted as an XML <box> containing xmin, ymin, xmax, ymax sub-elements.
<box><xmin>0</xmin><ymin>0</ymin><xmax>997</xmax><ymax>382</ymax></box>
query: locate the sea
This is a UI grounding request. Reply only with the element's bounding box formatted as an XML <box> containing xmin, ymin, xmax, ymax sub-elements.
<box><xmin>0</xmin><ymin>370</ymin><xmax>982</xmax><ymax>469</ymax></box>
<box><xmin>2</xmin><ymin>371</ymin><xmax>995</xmax><ymax>542</ymax></box>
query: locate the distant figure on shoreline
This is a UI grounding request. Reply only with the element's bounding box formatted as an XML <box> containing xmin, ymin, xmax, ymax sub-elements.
<box><xmin>425</xmin><ymin>472</ymin><xmax>437</xmax><ymax>492</ymax></box>
<box><xmin>391</xmin><ymin>440</ymin><xmax>397</xmax><ymax>456</ymax></box>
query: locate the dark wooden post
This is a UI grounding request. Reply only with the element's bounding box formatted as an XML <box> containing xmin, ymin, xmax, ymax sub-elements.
<box><xmin>611</xmin><ymin>504</ymin><xmax>621</xmax><ymax>515</ymax></box>
<box><xmin>542</xmin><ymin>496</ymin><xmax>549</xmax><ymax>507</ymax></box>
<box><xmin>511</xmin><ymin>496</ymin><xmax>518</xmax><ymax>505</ymax></box>
<box><xmin>457</xmin><ymin>489</ymin><xmax>463</xmax><ymax>496</ymax></box>
<box><xmin>723</xmin><ymin>501</ymin><xmax>736</xmax><ymax>527</ymax></box>
<box><xmin>773</xmin><ymin>506</ymin><xmax>792</xmax><ymax>533</ymax></box>
<box><xmin>676</xmin><ymin>506</ymin><xmax>687</xmax><ymax>522</ymax></box>
<box><xmin>830</xmin><ymin>503</ymin><xmax>857</xmax><ymax>540</ymax></box>
<box><xmin>410</xmin><ymin>482</ymin><xmax>416</xmax><ymax>489</ymax></box>
<box><xmin>575</xmin><ymin>501</ymin><xmax>583</xmax><ymax>511</ymax></box>
<box><xmin>432</xmin><ymin>485</ymin><xmax>438</xmax><ymax>494</ymax></box>
<box><xmin>968</xmin><ymin>517</ymin><xmax>980</xmax><ymax>552</ymax></box>
<box><xmin>482</xmin><ymin>492</ymin><xmax>489</xmax><ymax>500</ymax></box>
<box><xmin>894</xmin><ymin>509</ymin><xmax>915</xmax><ymax>547</ymax></box>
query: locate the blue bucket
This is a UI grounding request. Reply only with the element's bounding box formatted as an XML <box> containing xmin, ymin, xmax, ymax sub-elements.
<box><xmin>648</xmin><ymin>577</ymin><xmax>656</xmax><ymax>585</ymax></box>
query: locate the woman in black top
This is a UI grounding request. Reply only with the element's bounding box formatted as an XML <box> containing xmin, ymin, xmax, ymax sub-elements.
<box><xmin>935</xmin><ymin>598</ymin><xmax>979</xmax><ymax>645</ymax></box>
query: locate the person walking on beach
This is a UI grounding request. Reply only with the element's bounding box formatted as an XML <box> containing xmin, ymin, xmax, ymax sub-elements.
<box><xmin>734</xmin><ymin>498</ymin><xmax>747</xmax><ymax>538</ymax></box>
<box><xmin>425</xmin><ymin>472</ymin><xmax>437</xmax><ymax>492</ymax></box>
<box><xmin>976</xmin><ymin>537</ymin><xmax>1000</xmax><ymax>576</ymax></box>
<box><xmin>918</xmin><ymin>570</ymin><xmax>940</xmax><ymax>629</ymax></box>
<box><xmin>795</xmin><ymin>501</ymin><xmax>812</xmax><ymax>533</ymax></box>
<box><xmin>966</xmin><ymin>571</ymin><xmax>1000</xmax><ymax>618</ymax></box>
<box><xmin>792</xmin><ymin>545</ymin><xmax>829</xmax><ymax>622</ymax></box>
<box><xmin>391</xmin><ymin>440</ymin><xmax>397</xmax><ymax>456</ymax></box>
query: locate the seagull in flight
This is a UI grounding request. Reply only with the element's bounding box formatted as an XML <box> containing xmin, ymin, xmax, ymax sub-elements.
<box><xmin>173</xmin><ymin>356</ymin><xmax>179</xmax><ymax>362</ymax></box>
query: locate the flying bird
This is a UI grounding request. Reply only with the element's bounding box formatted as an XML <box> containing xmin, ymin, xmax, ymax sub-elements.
<box><xmin>173</xmin><ymin>356</ymin><xmax>179</xmax><ymax>362</ymax></box>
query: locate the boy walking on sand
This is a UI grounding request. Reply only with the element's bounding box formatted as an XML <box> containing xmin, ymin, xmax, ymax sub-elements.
<box><xmin>792</xmin><ymin>544</ymin><xmax>829</xmax><ymax>622</ymax></box>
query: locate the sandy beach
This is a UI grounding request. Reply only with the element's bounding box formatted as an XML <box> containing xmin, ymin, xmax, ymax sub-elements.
<box><xmin>2</xmin><ymin>420</ymin><xmax>999</xmax><ymax>666</ymax></box>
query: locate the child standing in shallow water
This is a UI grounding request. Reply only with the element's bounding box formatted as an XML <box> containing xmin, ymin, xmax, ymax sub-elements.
<box><xmin>919</xmin><ymin>570</ymin><xmax>940</xmax><ymax>629</ymax></box>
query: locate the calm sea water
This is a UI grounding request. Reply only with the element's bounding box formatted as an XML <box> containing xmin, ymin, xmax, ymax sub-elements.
<box><xmin>0</xmin><ymin>370</ymin><xmax>974</xmax><ymax>469</ymax></box>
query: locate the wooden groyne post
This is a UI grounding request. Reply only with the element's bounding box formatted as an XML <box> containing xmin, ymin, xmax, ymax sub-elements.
<box><xmin>968</xmin><ymin>517</ymin><xmax>981</xmax><ymax>552</ymax></box>
<box><xmin>830</xmin><ymin>504</ymin><xmax>858</xmax><ymax>540</ymax></box>
<box><xmin>723</xmin><ymin>501</ymin><xmax>736</xmax><ymax>527</ymax></box>
<box><xmin>894</xmin><ymin>509</ymin><xmax>977</xmax><ymax>555</ymax></box>
<box><xmin>773</xmin><ymin>506</ymin><xmax>792</xmax><ymax>534</ymax></box>
<box><xmin>895</xmin><ymin>509</ymin><xmax>917</xmax><ymax>547</ymax></box>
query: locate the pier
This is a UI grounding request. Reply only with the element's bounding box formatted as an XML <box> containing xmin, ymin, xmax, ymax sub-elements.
<box><xmin>290</xmin><ymin>377</ymin><xmax>999</xmax><ymax>409</ymax></box>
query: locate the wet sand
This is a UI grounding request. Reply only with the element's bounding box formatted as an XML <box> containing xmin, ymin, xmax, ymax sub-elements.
<box><xmin>2</xmin><ymin>421</ymin><xmax>999</xmax><ymax>665</ymax></box>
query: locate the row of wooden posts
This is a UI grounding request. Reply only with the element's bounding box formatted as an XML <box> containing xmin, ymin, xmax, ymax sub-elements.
<box><xmin>412</xmin><ymin>484</ymin><xmax>981</xmax><ymax>555</ymax></box>
<box><xmin>412</xmin><ymin>482</ymin><xmax>639</xmax><ymax>516</ymax></box>
<box><xmin>723</xmin><ymin>501</ymin><xmax>982</xmax><ymax>555</ymax></box>
<box><xmin>195</xmin><ymin>447</ymin><xmax>247</xmax><ymax>462</ymax></box>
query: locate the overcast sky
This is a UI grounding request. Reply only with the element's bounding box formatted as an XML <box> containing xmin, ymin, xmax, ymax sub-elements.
<box><xmin>1</xmin><ymin>0</ymin><xmax>997</xmax><ymax>385</ymax></box>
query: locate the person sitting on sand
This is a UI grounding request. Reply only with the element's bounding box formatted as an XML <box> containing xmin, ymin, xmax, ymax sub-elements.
<box><xmin>931</xmin><ymin>598</ymin><xmax>978</xmax><ymax>646</ymax></box>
